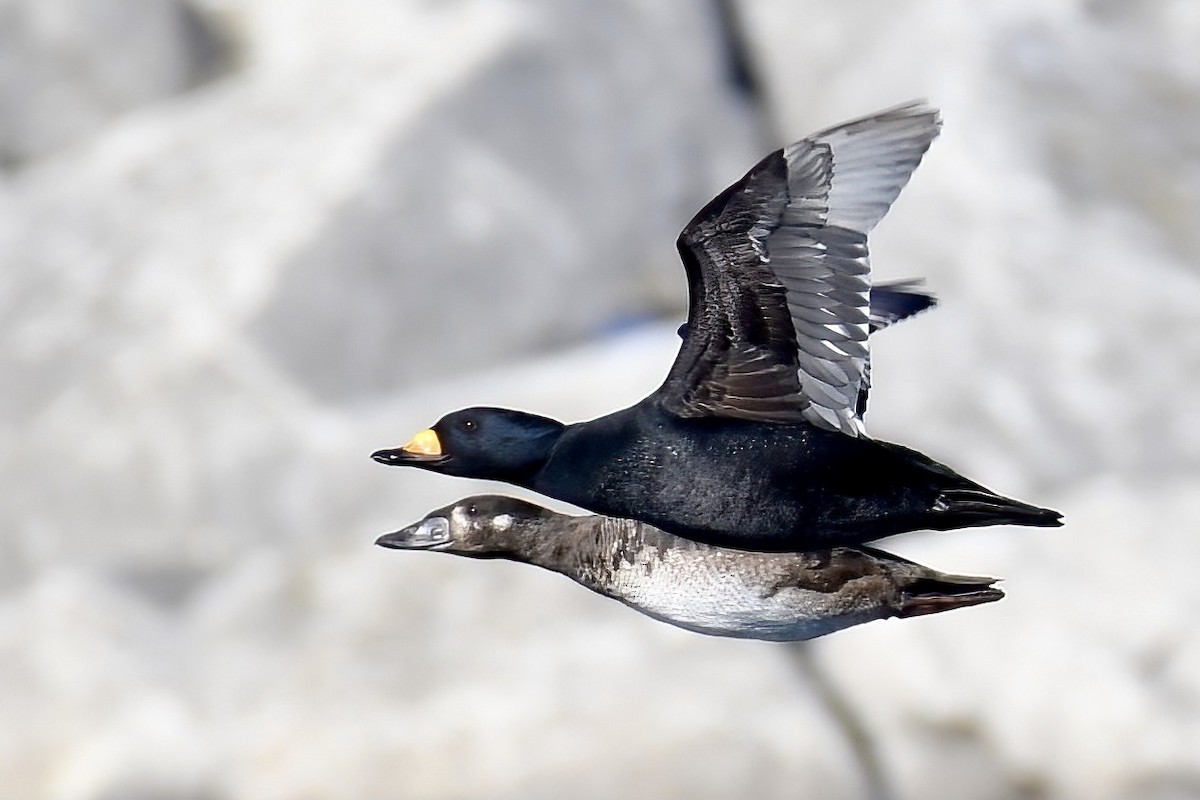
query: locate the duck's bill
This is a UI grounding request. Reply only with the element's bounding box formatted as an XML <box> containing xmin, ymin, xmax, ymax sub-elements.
<box><xmin>376</xmin><ymin>516</ymin><xmax>452</xmax><ymax>550</ymax></box>
<box><xmin>371</xmin><ymin>428</ymin><xmax>448</xmax><ymax>466</ymax></box>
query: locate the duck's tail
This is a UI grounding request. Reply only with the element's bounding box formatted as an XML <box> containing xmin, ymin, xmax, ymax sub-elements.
<box><xmin>860</xmin><ymin>545</ymin><xmax>1005</xmax><ymax>617</ymax></box>
<box><xmin>875</xmin><ymin>441</ymin><xmax>1063</xmax><ymax>534</ymax></box>
<box><xmin>897</xmin><ymin>571</ymin><xmax>1005</xmax><ymax>617</ymax></box>
<box><xmin>928</xmin><ymin>488</ymin><xmax>1063</xmax><ymax>531</ymax></box>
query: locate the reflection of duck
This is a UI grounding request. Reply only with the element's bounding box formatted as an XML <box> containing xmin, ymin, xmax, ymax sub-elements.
<box><xmin>373</xmin><ymin>103</ymin><xmax>1061</xmax><ymax>551</ymax></box>
<box><xmin>377</xmin><ymin>495</ymin><xmax>1003</xmax><ymax>642</ymax></box>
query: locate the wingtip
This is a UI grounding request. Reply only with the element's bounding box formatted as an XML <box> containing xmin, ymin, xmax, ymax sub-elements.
<box><xmin>813</xmin><ymin>99</ymin><xmax>942</xmax><ymax>140</ymax></box>
<box><xmin>786</xmin><ymin>99</ymin><xmax>944</xmax><ymax>236</ymax></box>
<box><xmin>869</xmin><ymin>279</ymin><xmax>938</xmax><ymax>332</ymax></box>
<box><xmin>882</xmin><ymin>99</ymin><xmax>942</xmax><ymax>131</ymax></box>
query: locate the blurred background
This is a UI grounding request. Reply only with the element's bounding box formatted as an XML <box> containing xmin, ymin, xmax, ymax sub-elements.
<box><xmin>2</xmin><ymin>0</ymin><xmax>1198</xmax><ymax>797</ymax></box>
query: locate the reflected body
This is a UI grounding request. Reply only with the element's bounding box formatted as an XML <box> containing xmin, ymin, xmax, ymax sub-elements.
<box><xmin>378</xmin><ymin>496</ymin><xmax>1004</xmax><ymax>641</ymax></box>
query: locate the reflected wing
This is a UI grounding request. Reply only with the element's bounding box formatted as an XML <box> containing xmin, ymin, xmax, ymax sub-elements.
<box><xmin>658</xmin><ymin>102</ymin><xmax>941</xmax><ymax>436</ymax></box>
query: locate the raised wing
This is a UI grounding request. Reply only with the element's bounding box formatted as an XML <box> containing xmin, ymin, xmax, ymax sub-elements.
<box><xmin>658</xmin><ymin>102</ymin><xmax>941</xmax><ymax>436</ymax></box>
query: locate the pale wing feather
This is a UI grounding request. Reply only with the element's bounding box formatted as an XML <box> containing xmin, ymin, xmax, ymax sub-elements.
<box><xmin>661</xmin><ymin>102</ymin><xmax>941</xmax><ymax>436</ymax></box>
<box><xmin>773</xmin><ymin>103</ymin><xmax>940</xmax><ymax>435</ymax></box>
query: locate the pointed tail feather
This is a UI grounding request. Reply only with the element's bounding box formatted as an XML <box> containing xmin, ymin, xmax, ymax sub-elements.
<box><xmin>930</xmin><ymin>488</ymin><xmax>1063</xmax><ymax>530</ymax></box>
<box><xmin>898</xmin><ymin>574</ymin><xmax>1005</xmax><ymax>618</ymax></box>
<box><xmin>855</xmin><ymin>546</ymin><xmax>1005</xmax><ymax>618</ymax></box>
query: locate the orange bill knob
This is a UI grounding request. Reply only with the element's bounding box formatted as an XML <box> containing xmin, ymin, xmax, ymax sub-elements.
<box><xmin>402</xmin><ymin>428</ymin><xmax>442</xmax><ymax>456</ymax></box>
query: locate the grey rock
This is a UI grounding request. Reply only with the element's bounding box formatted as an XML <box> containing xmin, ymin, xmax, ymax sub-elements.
<box><xmin>0</xmin><ymin>0</ymin><xmax>228</xmax><ymax>167</ymax></box>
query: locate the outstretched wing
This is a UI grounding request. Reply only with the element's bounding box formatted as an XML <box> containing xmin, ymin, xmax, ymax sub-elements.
<box><xmin>658</xmin><ymin>102</ymin><xmax>941</xmax><ymax>436</ymax></box>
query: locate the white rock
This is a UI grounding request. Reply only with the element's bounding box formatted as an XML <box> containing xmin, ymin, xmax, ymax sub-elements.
<box><xmin>3</xmin><ymin>0</ymin><xmax>1198</xmax><ymax>798</ymax></box>
<box><xmin>810</xmin><ymin>477</ymin><xmax>1200</xmax><ymax>800</ymax></box>
<box><xmin>0</xmin><ymin>0</ymin><xmax>758</xmax><ymax>578</ymax></box>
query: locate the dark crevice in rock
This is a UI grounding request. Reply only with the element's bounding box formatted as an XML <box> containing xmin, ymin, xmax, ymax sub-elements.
<box><xmin>113</xmin><ymin>563</ymin><xmax>213</xmax><ymax>609</ymax></box>
<box><xmin>786</xmin><ymin>643</ymin><xmax>896</xmax><ymax>800</ymax></box>
<box><xmin>711</xmin><ymin>0</ymin><xmax>765</xmax><ymax>107</ymax></box>
<box><xmin>176</xmin><ymin>1</ymin><xmax>238</xmax><ymax>90</ymax></box>
<box><xmin>709</xmin><ymin>0</ymin><xmax>779</xmax><ymax>151</ymax></box>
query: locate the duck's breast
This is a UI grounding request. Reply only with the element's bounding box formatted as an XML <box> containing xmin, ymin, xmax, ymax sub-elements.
<box><xmin>601</xmin><ymin>544</ymin><xmax>888</xmax><ymax>642</ymax></box>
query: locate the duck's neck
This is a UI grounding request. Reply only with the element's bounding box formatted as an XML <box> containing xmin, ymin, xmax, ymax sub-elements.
<box><xmin>494</xmin><ymin>423</ymin><xmax>568</xmax><ymax>486</ymax></box>
<box><xmin>517</xmin><ymin>516</ymin><xmax>680</xmax><ymax>589</ymax></box>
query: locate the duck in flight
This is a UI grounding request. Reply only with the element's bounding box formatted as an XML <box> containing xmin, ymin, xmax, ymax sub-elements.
<box><xmin>373</xmin><ymin>103</ymin><xmax>1061</xmax><ymax>551</ymax></box>
<box><xmin>377</xmin><ymin>495</ymin><xmax>1004</xmax><ymax>642</ymax></box>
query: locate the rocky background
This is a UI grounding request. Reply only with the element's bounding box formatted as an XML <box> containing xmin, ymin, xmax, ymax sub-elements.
<box><xmin>2</xmin><ymin>1</ymin><xmax>1198</xmax><ymax>798</ymax></box>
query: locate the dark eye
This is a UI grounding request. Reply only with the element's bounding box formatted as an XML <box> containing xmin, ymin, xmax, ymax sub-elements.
<box><xmin>466</xmin><ymin>504</ymin><xmax>478</xmax><ymax>516</ymax></box>
<box><xmin>462</xmin><ymin>418</ymin><xmax>477</xmax><ymax>432</ymax></box>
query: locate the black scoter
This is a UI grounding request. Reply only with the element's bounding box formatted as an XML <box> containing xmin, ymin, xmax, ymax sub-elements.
<box><xmin>373</xmin><ymin>103</ymin><xmax>1062</xmax><ymax>551</ymax></box>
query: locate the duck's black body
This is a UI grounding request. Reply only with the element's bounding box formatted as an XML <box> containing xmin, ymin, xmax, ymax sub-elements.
<box><xmin>377</xmin><ymin>400</ymin><xmax>1057</xmax><ymax>551</ymax></box>
<box><xmin>373</xmin><ymin>103</ymin><xmax>1062</xmax><ymax>550</ymax></box>
<box><xmin>533</xmin><ymin>401</ymin><xmax>1001</xmax><ymax>550</ymax></box>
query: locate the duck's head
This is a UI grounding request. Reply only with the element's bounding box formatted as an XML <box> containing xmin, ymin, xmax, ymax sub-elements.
<box><xmin>371</xmin><ymin>407</ymin><xmax>565</xmax><ymax>482</ymax></box>
<box><xmin>375</xmin><ymin>494</ymin><xmax>558</xmax><ymax>557</ymax></box>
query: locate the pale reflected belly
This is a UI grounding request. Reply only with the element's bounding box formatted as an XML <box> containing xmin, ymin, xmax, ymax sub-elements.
<box><xmin>597</xmin><ymin>549</ymin><xmax>883</xmax><ymax>642</ymax></box>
